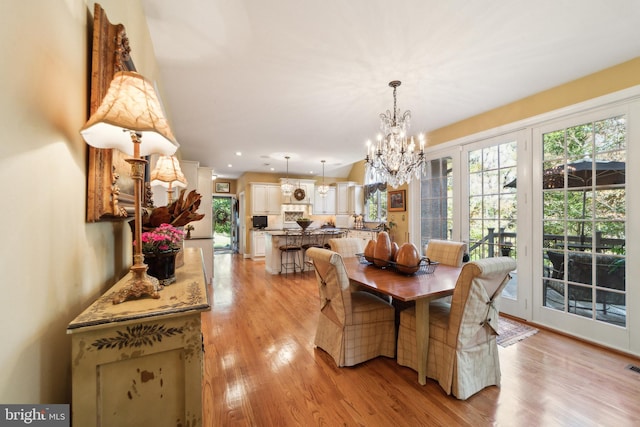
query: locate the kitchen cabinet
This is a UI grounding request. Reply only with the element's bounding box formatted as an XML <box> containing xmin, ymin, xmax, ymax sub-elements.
<box><xmin>252</xmin><ymin>230</ymin><xmax>266</xmax><ymax>258</ymax></box>
<box><xmin>281</xmin><ymin>179</ymin><xmax>315</xmax><ymax>204</ymax></box>
<box><xmin>336</xmin><ymin>182</ymin><xmax>353</xmax><ymax>215</ymax></box>
<box><xmin>252</xmin><ymin>183</ymin><xmax>282</xmax><ymax>214</ymax></box>
<box><xmin>348</xmin><ymin>229</ymin><xmax>379</xmax><ymax>243</ymax></box>
<box><xmin>349</xmin><ymin>185</ymin><xmax>363</xmax><ymax>215</ymax></box>
<box><xmin>313</xmin><ymin>186</ymin><xmax>336</xmax><ymax>215</ymax></box>
<box><xmin>67</xmin><ymin>248</ymin><xmax>210</xmax><ymax>427</ymax></box>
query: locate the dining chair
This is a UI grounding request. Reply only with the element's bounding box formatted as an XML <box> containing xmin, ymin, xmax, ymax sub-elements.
<box><xmin>396</xmin><ymin>256</ymin><xmax>517</xmax><ymax>399</ymax></box>
<box><xmin>328</xmin><ymin>237</ymin><xmax>366</xmax><ymax>258</ymax></box>
<box><xmin>424</xmin><ymin>239</ymin><xmax>467</xmax><ymax>267</ymax></box>
<box><xmin>328</xmin><ymin>237</ymin><xmax>391</xmax><ymax>302</ymax></box>
<box><xmin>306</xmin><ymin>247</ymin><xmax>396</xmax><ymax>367</ymax></box>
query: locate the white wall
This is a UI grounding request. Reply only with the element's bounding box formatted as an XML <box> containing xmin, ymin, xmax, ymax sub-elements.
<box><xmin>0</xmin><ymin>0</ymin><xmax>161</xmax><ymax>404</ymax></box>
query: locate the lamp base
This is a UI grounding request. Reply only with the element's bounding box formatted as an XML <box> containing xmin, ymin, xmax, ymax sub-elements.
<box><xmin>112</xmin><ymin>264</ymin><xmax>161</xmax><ymax>304</ymax></box>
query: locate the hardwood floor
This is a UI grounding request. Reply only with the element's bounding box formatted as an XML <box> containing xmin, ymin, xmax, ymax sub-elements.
<box><xmin>202</xmin><ymin>253</ymin><xmax>640</xmax><ymax>427</ymax></box>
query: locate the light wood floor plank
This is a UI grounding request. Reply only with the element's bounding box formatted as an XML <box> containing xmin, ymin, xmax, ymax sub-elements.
<box><xmin>202</xmin><ymin>254</ymin><xmax>640</xmax><ymax>426</ymax></box>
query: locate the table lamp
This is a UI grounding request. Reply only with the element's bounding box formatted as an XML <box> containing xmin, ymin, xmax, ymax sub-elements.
<box><xmin>80</xmin><ymin>71</ymin><xmax>179</xmax><ymax>304</ymax></box>
<box><xmin>150</xmin><ymin>155</ymin><xmax>187</xmax><ymax>204</ymax></box>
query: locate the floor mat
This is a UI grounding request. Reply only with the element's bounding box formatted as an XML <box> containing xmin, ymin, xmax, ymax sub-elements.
<box><xmin>497</xmin><ymin>316</ymin><xmax>539</xmax><ymax>347</ymax></box>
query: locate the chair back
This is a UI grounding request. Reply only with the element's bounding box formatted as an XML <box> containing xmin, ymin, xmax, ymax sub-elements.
<box><xmin>425</xmin><ymin>240</ymin><xmax>466</xmax><ymax>267</ymax></box>
<box><xmin>280</xmin><ymin>230</ymin><xmax>302</xmax><ymax>250</ymax></box>
<box><xmin>446</xmin><ymin>257</ymin><xmax>517</xmax><ymax>346</ymax></box>
<box><xmin>307</xmin><ymin>247</ymin><xmax>352</xmax><ymax>325</ymax></box>
<box><xmin>328</xmin><ymin>238</ymin><xmax>365</xmax><ymax>258</ymax></box>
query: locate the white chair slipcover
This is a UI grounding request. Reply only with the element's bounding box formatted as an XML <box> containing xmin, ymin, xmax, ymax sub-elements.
<box><xmin>307</xmin><ymin>247</ymin><xmax>396</xmax><ymax>367</ymax></box>
<box><xmin>425</xmin><ymin>239</ymin><xmax>467</xmax><ymax>267</ymax></box>
<box><xmin>397</xmin><ymin>257</ymin><xmax>516</xmax><ymax>399</ymax></box>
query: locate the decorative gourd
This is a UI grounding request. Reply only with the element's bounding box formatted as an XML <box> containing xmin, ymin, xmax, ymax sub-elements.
<box><xmin>374</xmin><ymin>231</ymin><xmax>392</xmax><ymax>267</ymax></box>
<box><xmin>395</xmin><ymin>243</ymin><xmax>421</xmax><ymax>274</ymax></box>
<box><xmin>364</xmin><ymin>239</ymin><xmax>376</xmax><ymax>263</ymax></box>
<box><xmin>390</xmin><ymin>242</ymin><xmax>399</xmax><ymax>261</ymax></box>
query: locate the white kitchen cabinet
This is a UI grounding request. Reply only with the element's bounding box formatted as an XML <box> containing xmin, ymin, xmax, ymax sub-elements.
<box><xmin>252</xmin><ymin>183</ymin><xmax>282</xmax><ymax>215</ymax></box>
<box><xmin>348</xmin><ymin>185</ymin><xmax>363</xmax><ymax>215</ymax></box>
<box><xmin>280</xmin><ymin>179</ymin><xmax>315</xmax><ymax>204</ymax></box>
<box><xmin>336</xmin><ymin>182</ymin><xmax>353</xmax><ymax>215</ymax></box>
<box><xmin>348</xmin><ymin>229</ymin><xmax>378</xmax><ymax>243</ymax></box>
<box><xmin>252</xmin><ymin>230</ymin><xmax>266</xmax><ymax>258</ymax></box>
<box><xmin>313</xmin><ymin>186</ymin><xmax>336</xmax><ymax>215</ymax></box>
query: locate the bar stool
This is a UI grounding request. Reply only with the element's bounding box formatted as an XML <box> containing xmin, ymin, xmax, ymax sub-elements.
<box><xmin>279</xmin><ymin>231</ymin><xmax>302</xmax><ymax>274</ymax></box>
<box><xmin>302</xmin><ymin>230</ymin><xmax>324</xmax><ymax>271</ymax></box>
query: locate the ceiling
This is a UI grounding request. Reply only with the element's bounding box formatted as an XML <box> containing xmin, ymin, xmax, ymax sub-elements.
<box><xmin>141</xmin><ymin>0</ymin><xmax>640</xmax><ymax>180</ymax></box>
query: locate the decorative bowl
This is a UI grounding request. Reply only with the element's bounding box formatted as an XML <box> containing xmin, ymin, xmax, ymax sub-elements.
<box><xmin>296</xmin><ymin>219</ymin><xmax>313</xmax><ymax>231</ymax></box>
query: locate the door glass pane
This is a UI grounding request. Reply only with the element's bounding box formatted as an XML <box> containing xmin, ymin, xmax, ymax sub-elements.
<box><xmin>467</xmin><ymin>140</ymin><xmax>517</xmax><ymax>299</ymax></box>
<box><xmin>421</xmin><ymin>157</ymin><xmax>453</xmax><ymax>244</ymax></box>
<box><xmin>541</xmin><ymin>115</ymin><xmax>626</xmax><ymax>326</ymax></box>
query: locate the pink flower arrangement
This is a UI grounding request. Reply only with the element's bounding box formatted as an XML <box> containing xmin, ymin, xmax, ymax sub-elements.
<box><xmin>140</xmin><ymin>223</ymin><xmax>185</xmax><ymax>253</ymax></box>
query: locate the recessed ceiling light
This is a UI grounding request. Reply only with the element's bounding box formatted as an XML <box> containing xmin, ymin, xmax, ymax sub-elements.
<box><xmin>227</xmin><ymin>164</ymin><xmax>232</xmax><ymax>168</ymax></box>
<box><xmin>270</xmin><ymin>167</ymin><xmax>275</xmax><ymax>171</ymax></box>
<box><xmin>235</xmin><ymin>152</ymin><xmax>242</xmax><ymax>156</ymax></box>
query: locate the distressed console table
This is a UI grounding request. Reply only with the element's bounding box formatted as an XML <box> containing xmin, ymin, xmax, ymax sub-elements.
<box><xmin>67</xmin><ymin>247</ymin><xmax>210</xmax><ymax>427</ymax></box>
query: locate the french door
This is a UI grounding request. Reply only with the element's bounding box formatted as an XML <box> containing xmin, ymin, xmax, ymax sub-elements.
<box><xmin>532</xmin><ymin>105</ymin><xmax>633</xmax><ymax>349</ymax></box>
<box><xmin>421</xmin><ymin>95</ymin><xmax>640</xmax><ymax>353</ymax></box>
<box><xmin>462</xmin><ymin>131</ymin><xmax>529</xmax><ymax>318</ymax></box>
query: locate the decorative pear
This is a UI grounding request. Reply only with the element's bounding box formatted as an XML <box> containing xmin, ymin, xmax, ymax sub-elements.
<box><xmin>364</xmin><ymin>239</ymin><xmax>376</xmax><ymax>263</ymax></box>
<box><xmin>395</xmin><ymin>242</ymin><xmax>421</xmax><ymax>274</ymax></box>
<box><xmin>390</xmin><ymin>242</ymin><xmax>399</xmax><ymax>261</ymax></box>
<box><xmin>374</xmin><ymin>231</ymin><xmax>392</xmax><ymax>267</ymax></box>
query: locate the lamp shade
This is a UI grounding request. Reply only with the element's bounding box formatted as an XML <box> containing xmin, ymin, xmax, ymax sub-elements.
<box><xmin>80</xmin><ymin>71</ymin><xmax>178</xmax><ymax>156</ymax></box>
<box><xmin>150</xmin><ymin>155</ymin><xmax>188</xmax><ymax>188</ymax></box>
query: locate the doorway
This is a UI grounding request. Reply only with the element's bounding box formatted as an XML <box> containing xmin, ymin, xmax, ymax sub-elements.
<box><xmin>213</xmin><ymin>195</ymin><xmax>238</xmax><ymax>253</ymax></box>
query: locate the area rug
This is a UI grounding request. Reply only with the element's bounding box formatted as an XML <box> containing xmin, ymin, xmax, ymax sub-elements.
<box><xmin>497</xmin><ymin>316</ymin><xmax>539</xmax><ymax>347</ymax></box>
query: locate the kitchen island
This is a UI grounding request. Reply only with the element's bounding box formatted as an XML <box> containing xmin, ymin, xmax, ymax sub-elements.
<box><xmin>264</xmin><ymin>228</ymin><xmax>346</xmax><ymax>274</ymax></box>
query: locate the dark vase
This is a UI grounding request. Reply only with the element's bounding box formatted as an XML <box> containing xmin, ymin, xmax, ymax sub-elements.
<box><xmin>143</xmin><ymin>250</ymin><xmax>178</xmax><ymax>286</ymax></box>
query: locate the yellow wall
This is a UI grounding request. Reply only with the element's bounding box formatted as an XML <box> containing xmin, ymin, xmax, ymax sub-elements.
<box><xmin>0</xmin><ymin>0</ymin><xmax>161</xmax><ymax>404</ymax></box>
<box><xmin>426</xmin><ymin>58</ymin><xmax>640</xmax><ymax>146</ymax></box>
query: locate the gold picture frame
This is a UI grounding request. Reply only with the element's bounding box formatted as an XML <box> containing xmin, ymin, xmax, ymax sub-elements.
<box><xmin>85</xmin><ymin>4</ymin><xmax>138</xmax><ymax>221</ymax></box>
<box><xmin>215</xmin><ymin>182</ymin><xmax>230</xmax><ymax>193</ymax></box>
<box><xmin>388</xmin><ymin>189</ymin><xmax>406</xmax><ymax>212</ymax></box>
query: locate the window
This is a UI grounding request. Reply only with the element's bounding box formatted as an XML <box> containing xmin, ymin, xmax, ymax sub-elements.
<box><xmin>541</xmin><ymin>115</ymin><xmax>626</xmax><ymax>326</ymax></box>
<box><xmin>364</xmin><ymin>183</ymin><xmax>387</xmax><ymax>222</ymax></box>
<box><xmin>467</xmin><ymin>141</ymin><xmax>517</xmax><ymax>260</ymax></box>
<box><xmin>420</xmin><ymin>157</ymin><xmax>453</xmax><ymax>245</ymax></box>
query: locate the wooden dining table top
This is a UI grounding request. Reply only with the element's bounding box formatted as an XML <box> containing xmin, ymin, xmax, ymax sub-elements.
<box><xmin>342</xmin><ymin>257</ymin><xmax>461</xmax><ymax>302</ymax></box>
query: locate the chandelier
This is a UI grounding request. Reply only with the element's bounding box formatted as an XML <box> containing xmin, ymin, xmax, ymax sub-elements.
<box><xmin>281</xmin><ymin>156</ymin><xmax>294</xmax><ymax>196</ymax></box>
<box><xmin>317</xmin><ymin>160</ymin><xmax>330</xmax><ymax>197</ymax></box>
<box><xmin>364</xmin><ymin>80</ymin><xmax>426</xmax><ymax>187</ymax></box>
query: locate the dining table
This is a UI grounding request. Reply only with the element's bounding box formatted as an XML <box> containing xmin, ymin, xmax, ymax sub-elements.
<box><xmin>342</xmin><ymin>257</ymin><xmax>462</xmax><ymax>385</ymax></box>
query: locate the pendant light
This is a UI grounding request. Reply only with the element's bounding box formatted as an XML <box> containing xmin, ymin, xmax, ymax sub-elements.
<box><xmin>281</xmin><ymin>156</ymin><xmax>294</xmax><ymax>196</ymax></box>
<box><xmin>317</xmin><ymin>160</ymin><xmax>330</xmax><ymax>197</ymax></box>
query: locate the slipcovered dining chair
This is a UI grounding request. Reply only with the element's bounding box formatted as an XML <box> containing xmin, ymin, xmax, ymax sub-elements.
<box><xmin>328</xmin><ymin>237</ymin><xmax>391</xmax><ymax>302</ymax></box>
<box><xmin>306</xmin><ymin>247</ymin><xmax>396</xmax><ymax>367</ymax></box>
<box><xmin>396</xmin><ymin>257</ymin><xmax>517</xmax><ymax>399</ymax></box>
<box><xmin>425</xmin><ymin>239</ymin><xmax>467</xmax><ymax>267</ymax></box>
<box><xmin>328</xmin><ymin>237</ymin><xmax>366</xmax><ymax>258</ymax></box>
